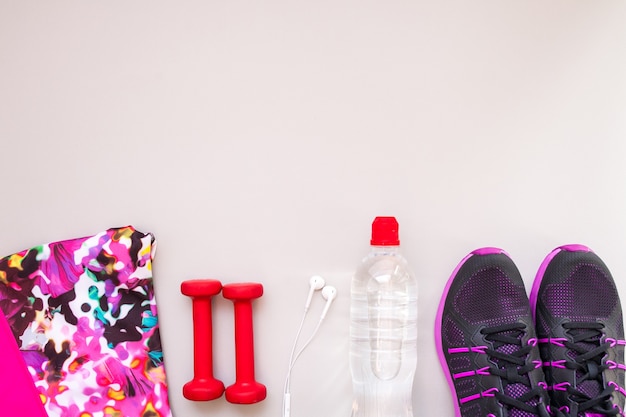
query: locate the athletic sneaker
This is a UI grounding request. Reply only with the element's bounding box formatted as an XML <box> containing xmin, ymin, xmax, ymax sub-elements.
<box><xmin>436</xmin><ymin>248</ymin><xmax>552</xmax><ymax>417</ymax></box>
<box><xmin>530</xmin><ymin>245</ymin><xmax>625</xmax><ymax>416</ymax></box>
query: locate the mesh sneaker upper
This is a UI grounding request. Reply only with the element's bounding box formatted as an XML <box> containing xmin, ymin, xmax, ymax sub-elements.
<box><xmin>532</xmin><ymin>246</ymin><xmax>625</xmax><ymax>417</ymax></box>
<box><xmin>437</xmin><ymin>248</ymin><xmax>550</xmax><ymax>417</ymax></box>
<box><xmin>454</xmin><ymin>265</ymin><xmax>530</xmax><ymax>326</ymax></box>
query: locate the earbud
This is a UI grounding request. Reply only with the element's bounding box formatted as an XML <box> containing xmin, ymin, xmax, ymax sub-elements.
<box><xmin>320</xmin><ymin>286</ymin><xmax>337</xmax><ymax>319</ymax></box>
<box><xmin>305</xmin><ymin>275</ymin><xmax>325</xmax><ymax>311</ymax></box>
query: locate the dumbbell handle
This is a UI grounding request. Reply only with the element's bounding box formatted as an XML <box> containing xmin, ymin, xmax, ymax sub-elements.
<box><xmin>223</xmin><ymin>282</ymin><xmax>267</xmax><ymax>404</ymax></box>
<box><xmin>233</xmin><ymin>299</ymin><xmax>256</xmax><ymax>380</ymax></box>
<box><xmin>181</xmin><ymin>279</ymin><xmax>224</xmax><ymax>401</ymax></box>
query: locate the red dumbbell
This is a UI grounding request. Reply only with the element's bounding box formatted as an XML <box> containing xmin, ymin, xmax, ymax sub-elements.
<box><xmin>181</xmin><ymin>279</ymin><xmax>225</xmax><ymax>401</ymax></box>
<box><xmin>222</xmin><ymin>282</ymin><xmax>267</xmax><ymax>404</ymax></box>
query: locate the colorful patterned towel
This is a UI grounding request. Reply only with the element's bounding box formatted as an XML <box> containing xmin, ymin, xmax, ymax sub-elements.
<box><xmin>0</xmin><ymin>226</ymin><xmax>172</xmax><ymax>417</ymax></box>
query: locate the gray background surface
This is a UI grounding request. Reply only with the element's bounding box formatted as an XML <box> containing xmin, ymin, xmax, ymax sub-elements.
<box><xmin>1</xmin><ymin>1</ymin><xmax>625</xmax><ymax>416</ymax></box>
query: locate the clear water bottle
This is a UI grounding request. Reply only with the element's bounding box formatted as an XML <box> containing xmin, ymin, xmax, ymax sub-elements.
<box><xmin>350</xmin><ymin>217</ymin><xmax>418</xmax><ymax>417</ymax></box>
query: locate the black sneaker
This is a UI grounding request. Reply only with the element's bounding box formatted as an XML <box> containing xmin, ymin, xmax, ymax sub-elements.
<box><xmin>436</xmin><ymin>247</ymin><xmax>551</xmax><ymax>417</ymax></box>
<box><xmin>530</xmin><ymin>245</ymin><xmax>625</xmax><ymax>416</ymax></box>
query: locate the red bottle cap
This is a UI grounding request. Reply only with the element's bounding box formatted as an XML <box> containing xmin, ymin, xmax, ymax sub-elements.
<box><xmin>370</xmin><ymin>216</ymin><xmax>400</xmax><ymax>246</ymax></box>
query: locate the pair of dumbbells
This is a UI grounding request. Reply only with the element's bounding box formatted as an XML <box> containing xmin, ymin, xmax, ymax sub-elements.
<box><xmin>181</xmin><ymin>279</ymin><xmax>266</xmax><ymax>404</ymax></box>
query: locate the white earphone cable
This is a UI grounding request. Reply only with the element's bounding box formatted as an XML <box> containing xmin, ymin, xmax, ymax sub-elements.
<box><xmin>283</xmin><ymin>280</ymin><xmax>335</xmax><ymax>417</ymax></box>
<box><xmin>283</xmin><ymin>305</ymin><xmax>326</xmax><ymax>417</ymax></box>
<box><xmin>288</xmin><ymin>316</ymin><xmax>324</xmax><ymax>372</ymax></box>
<box><xmin>284</xmin><ymin>309</ymin><xmax>307</xmax><ymax>395</ymax></box>
<box><xmin>284</xmin><ymin>307</ymin><xmax>314</xmax><ymax>417</ymax></box>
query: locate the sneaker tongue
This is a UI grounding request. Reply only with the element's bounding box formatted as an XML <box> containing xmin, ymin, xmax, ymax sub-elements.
<box><xmin>505</xmin><ymin>384</ymin><xmax>537</xmax><ymax>417</ymax></box>
<box><xmin>495</xmin><ymin>331</ymin><xmax>537</xmax><ymax>416</ymax></box>
<box><xmin>577</xmin><ymin>379</ymin><xmax>601</xmax><ymax>400</ymax></box>
<box><xmin>567</xmin><ymin>332</ymin><xmax>602</xmax><ymax>407</ymax></box>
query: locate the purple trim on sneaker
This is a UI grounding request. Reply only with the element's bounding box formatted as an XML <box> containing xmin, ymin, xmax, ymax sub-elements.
<box><xmin>607</xmin><ymin>360</ymin><xmax>626</xmax><ymax>371</ymax></box>
<box><xmin>604</xmin><ymin>338</ymin><xmax>626</xmax><ymax>348</ymax></box>
<box><xmin>538</xmin><ymin>337</ymin><xmax>567</xmax><ymax>347</ymax></box>
<box><xmin>529</xmin><ymin>244</ymin><xmax>593</xmax><ymax>320</ymax></box>
<box><xmin>559</xmin><ymin>244</ymin><xmax>592</xmax><ymax>253</ymax></box>
<box><xmin>471</xmin><ymin>247</ymin><xmax>507</xmax><ymax>256</ymax></box>
<box><xmin>448</xmin><ymin>346</ymin><xmax>488</xmax><ymax>354</ymax></box>
<box><xmin>453</xmin><ymin>367</ymin><xmax>490</xmax><ymax>380</ymax></box>
<box><xmin>548</xmin><ymin>405</ymin><xmax>571</xmax><ymax>414</ymax></box>
<box><xmin>543</xmin><ymin>360</ymin><xmax>566</xmax><ymax>369</ymax></box>
<box><xmin>459</xmin><ymin>387</ymin><xmax>499</xmax><ymax>405</ymax></box>
<box><xmin>608</xmin><ymin>381</ymin><xmax>626</xmax><ymax>397</ymax></box>
<box><xmin>436</xmin><ymin>250</ymin><xmax>475</xmax><ymax>417</ymax></box>
<box><xmin>530</xmin><ymin>247</ymin><xmax>562</xmax><ymax>320</ymax></box>
<box><xmin>435</xmin><ymin>247</ymin><xmax>506</xmax><ymax>417</ymax></box>
<box><xmin>551</xmin><ymin>382</ymin><xmax>571</xmax><ymax>391</ymax></box>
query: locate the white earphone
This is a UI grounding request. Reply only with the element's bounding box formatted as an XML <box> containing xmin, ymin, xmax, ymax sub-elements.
<box><xmin>320</xmin><ymin>285</ymin><xmax>337</xmax><ymax>320</ymax></box>
<box><xmin>284</xmin><ymin>275</ymin><xmax>338</xmax><ymax>417</ymax></box>
<box><xmin>305</xmin><ymin>275</ymin><xmax>325</xmax><ymax>312</ymax></box>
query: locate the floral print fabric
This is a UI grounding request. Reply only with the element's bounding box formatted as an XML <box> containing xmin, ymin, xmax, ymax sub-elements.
<box><xmin>0</xmin><ymin>226</ymin><xmax>172</xmax><ymax>417</ymax></box>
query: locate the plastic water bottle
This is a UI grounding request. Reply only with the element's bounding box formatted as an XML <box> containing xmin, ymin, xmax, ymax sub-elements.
<box><xmin>350</xmin><ymin>217</ymin><xmax>418</xmax><ymax>417</ymax></box>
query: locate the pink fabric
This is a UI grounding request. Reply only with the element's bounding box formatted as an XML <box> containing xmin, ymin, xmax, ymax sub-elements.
<box><xmin>0</xmin><ymin>227</ymin><xmax>172</xmax><ymax>416</ymax></box>
<box><xmin>0</xmin><ymin>309</ymin><xmax>48</xmax><ymax>417</ymax></box>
